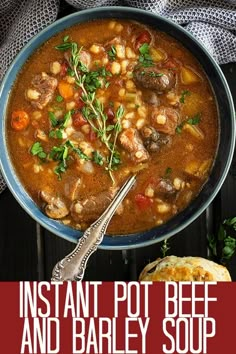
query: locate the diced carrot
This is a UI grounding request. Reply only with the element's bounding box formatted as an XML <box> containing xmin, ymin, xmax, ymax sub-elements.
<box><xmin>58</xmin><ymin>81</ymin><xmax>74</xmax><ymax>99</ymax></box>
<box><xmin>11</xmin><ymin>110</ymin><xmax>30</xmax><ymax>131</ymax></box>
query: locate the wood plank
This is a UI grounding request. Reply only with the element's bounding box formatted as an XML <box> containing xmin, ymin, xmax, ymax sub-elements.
<box><xmin>0</xmin><ymin>190</ymin><xmax>38</xmax><ymax>280</ymax></box>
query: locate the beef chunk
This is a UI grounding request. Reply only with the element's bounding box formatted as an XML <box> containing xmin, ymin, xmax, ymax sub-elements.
<box><xmin>26</xmin><ymin>72</ymin><xmax>57</xmax><ymax>109</ymax></box>
<box><xmin>64</xmin><ymin>49</ymin><xmax>91</xmax><ymax>70</ymax></box>
<box><xmin>119</xmin><ymin>128</ymin><xmax>149</xmax><ymax>163</ymax></box>
<box><xmin>151</xmin><ymin>106</ymin><xmax>179</xmax><ymax>135</ymax></box>
<box><xmin>70</xmin><ymin>188</ymin><xmax>118</xmax><ymax>223</ymax></box>
<box><xmin>142</xmin><ymin>90</ymin><xmax>160</xmax><ymax>106</ymax></box>
<box><xmin>133</xmin><ymin>66</ymin><xmax>176</xmax><ymax>93</ymax></box>
<box><xmin>155</xmin><ymin>178</ymin><xmax>177</xmax><ymax>200</ymax></box>
<box><xmin>40</xmin><ymin>190</ymin><xmax>69</xmax><ymax>219</ymax></box>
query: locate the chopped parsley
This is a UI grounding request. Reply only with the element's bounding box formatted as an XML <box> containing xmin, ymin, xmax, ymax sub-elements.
<box><xmin>140</xmin><ymin>70</ymin><xmax>163</xmax><ymax>77</ymax></box>
<box><xmin>80</xmin><ymin>67</ymin><xmax>111</xmax><ymax>93</ymax></box>
<box><xmin>179</xmin><ymin>90</ymin><xmax>191</xmax><ymax>104</ymax></box>
<box><xmin>165</xmin><ymin>167</ymin><xmax>172</xmax><ymax>178</ymax></box>
<box><xmin>49</xmin><ymin>111</ymin><xmax>59</xmax><ymax>127</ymax></box>
<box><xmin>176</xmin><ymin>113</ymin><xmax>201</xmax><ymax>134</ymax></box>
<box><xmin>49</xmin><ymin>140</ymin><xmax>90</xmax><ymax>179</ymax></box>
<box><xmin>107</xmin><ymin>45</ymin><xmax>117</xmax><ymax>61</ymax></box>
<box><xmin>48</xmin><ymin>111</ymin><xmax>72</xmax><ymax>139</ymax></box>
<box><xmin>175</xmin><ymin>125</ymin><xmax>183</xmax><ymax>134</ymax></box>
<box><xmin>138</xmin><ymin>43</ymin><xmax>153</xmax><ymax>67</ymax></box>
<box><xmin>149</xmin><ymin>71</ymin><xmax>164</xmax><ymax>77</ymax></box>
<box><xmin>66</xmin><ymin>140</ymin><xmax>90</xmax><ymax>161</ymax></box>
<box><xmin>92</xmin><ymin>151</ymin><xmax>104</xmax><ymax>166</ymax></box>
<box><xmin>186</xmin><ymin>113</ymin><xmax>201</xmax><ymax>126</ymax></box>
<box><xmin>30</xmin><ymin>142</ymin><xmax>47</xmax><ymax>160</ymax></box>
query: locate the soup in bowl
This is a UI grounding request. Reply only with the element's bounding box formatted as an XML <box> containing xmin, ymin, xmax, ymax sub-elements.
<box><xmin>0</xmin><ymin>7</ymin><xmax>235</xmax><ymax>249</ymax></box>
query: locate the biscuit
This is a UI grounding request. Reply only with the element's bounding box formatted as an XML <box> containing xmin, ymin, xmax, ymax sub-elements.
<box><xmin>139</xmin><ymin>256</ymin><xmax>231</xmax><ymax>281</ymax></box>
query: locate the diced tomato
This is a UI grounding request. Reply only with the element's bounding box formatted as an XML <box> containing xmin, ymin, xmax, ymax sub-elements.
<box><xmin>135</xmin><ymin>30</ymin><xmax>151</xmax><ymax>50</ymax></box>
<box><xmin>105</xmin><ymin>107</ymin><xmax>115</xmax><ymax>121</ymax></box>
<box><xmin>72</xmin><ymin>112</ymin><xmax>87</xmax><ymax>129</ymax></box>
<box><xmin>76</xmin><ymin>98</ymin><xmax>85</xmax><ymax>109</ymax></box>
<box><xmin>60</xmin><ymin>61</ymin><xmax>68</xmax><ymax>77</ymax></box>
<box><xmin>76</xmin><ymin>88</ymin><xmax>85</xmax><ymax>109</ymax></box>
<box><xmin>89</xmin><ymin>128</ymin><xmax>96</xmax><ymax>142</ymax></box>
<box><xmin>106</xmin><ymin>63</ymin><xmax>112</xmax><ymax>73</ymax></box>
<box><xmin>164</xmin><ymin>58</ymin><xmax>179</xmax><ymax>69</ymax></box>
<box><xmin>135</xmin><ymin>194</ymin><xmax>153</xmax><ymax>211</ymax></box>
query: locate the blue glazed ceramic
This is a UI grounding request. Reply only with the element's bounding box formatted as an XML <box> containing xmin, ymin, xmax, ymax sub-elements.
<box><xmin>0</xmin><ymin>7</ymin><xmax>235</xmax><ymax>249</ymax></box>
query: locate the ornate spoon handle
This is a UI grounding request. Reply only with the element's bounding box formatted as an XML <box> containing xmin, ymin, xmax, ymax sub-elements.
<box><xmin>51</xmin><ymin>174</ymin><xmax>136</xmax><ymax>281</ymax></box>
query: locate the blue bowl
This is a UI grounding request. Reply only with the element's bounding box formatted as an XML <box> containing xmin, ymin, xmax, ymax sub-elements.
<box><xmin>0</xmin><ymin>7</ymin><xmax>235</xmax><ymax>249</ymax></box>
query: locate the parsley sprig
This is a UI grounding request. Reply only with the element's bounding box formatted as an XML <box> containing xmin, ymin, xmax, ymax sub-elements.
<box><xmin>208</xmin><ymin>217</ymin><xmax>236</xmax><ymax>265</ymax></box>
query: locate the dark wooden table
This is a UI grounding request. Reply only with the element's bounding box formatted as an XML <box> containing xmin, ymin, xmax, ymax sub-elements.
<box><xmin>0</xmin><ymin>3</ymin><xmax>235</xmax><ymax>281</ymax></box>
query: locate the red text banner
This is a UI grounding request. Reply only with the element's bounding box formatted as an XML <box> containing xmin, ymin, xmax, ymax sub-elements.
<box><xmin>0</xmin><ymin>281</ymin><xmax>235</xmax><ymax>354</ymax></box>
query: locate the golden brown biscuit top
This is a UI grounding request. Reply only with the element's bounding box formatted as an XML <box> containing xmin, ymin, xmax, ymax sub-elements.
<box><xmin>139</xmin><ymin>256</ymin><xmax>231</xmax><ymax>282</ymax></box>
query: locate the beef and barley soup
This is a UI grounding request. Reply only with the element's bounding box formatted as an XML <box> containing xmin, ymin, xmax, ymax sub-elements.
<box><xmin>7</xmin><ymin>19</ymin><xmax>218</xmax><ymax>234</ymax></box>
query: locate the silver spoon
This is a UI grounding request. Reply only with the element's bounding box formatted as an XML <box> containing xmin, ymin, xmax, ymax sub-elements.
<box><xmin>51</xmin><ymin>174</ymin><xmax>136</xmax><ymax>281</ymax></box>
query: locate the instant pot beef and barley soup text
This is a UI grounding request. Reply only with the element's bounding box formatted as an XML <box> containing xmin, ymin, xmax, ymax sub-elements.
<box><xmin>7</xmin><ymin>19</ymin><xmax>218</xmax><ymax>234</ymax></box>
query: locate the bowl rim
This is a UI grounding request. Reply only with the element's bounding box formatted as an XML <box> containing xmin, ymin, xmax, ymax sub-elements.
<box><xmin>0</xmin><ymin>6</ymin><xmax>235</xmax><ymax>250</ymax></box>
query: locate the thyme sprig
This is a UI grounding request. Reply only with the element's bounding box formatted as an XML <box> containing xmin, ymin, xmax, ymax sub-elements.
<box><xmin>107</xmin><ymin>105</ymin><xmax>124</xmax><ymax>173</ymax></box>
<box><xmin>56</xmin><ymin>37</ymin><xmax>124</xmax><ymax>183</ymax></box>
<box><xmin>161</xmin><ymin>239</ymin><xmax>170</xmax><ymax>258</ymax></box>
